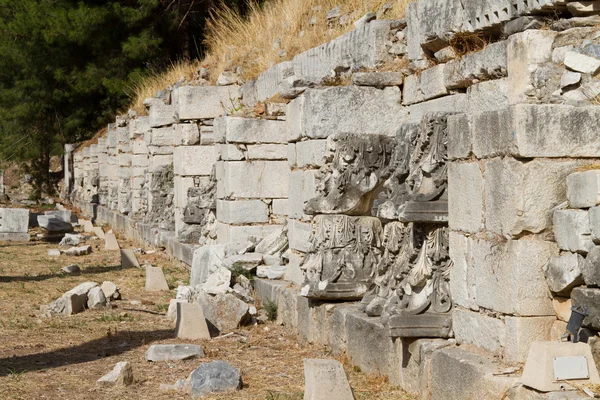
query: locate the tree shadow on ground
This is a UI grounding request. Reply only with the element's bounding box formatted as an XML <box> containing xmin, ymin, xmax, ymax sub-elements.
<box><xmin>0</xmin><ymin>328</ymin><xmax>173</xmax><ymax>376</ymax></box>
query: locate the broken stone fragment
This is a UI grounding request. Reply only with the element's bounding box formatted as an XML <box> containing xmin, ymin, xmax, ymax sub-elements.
<box><xmin>62</xmin><ymin>245</ymin><xmax>92</xmax><ymax>256</ymax></box>
<box><xmin>185</xmin><ymin>361</ymin><xmax>242</xmax><ymax>397</ymax></box>
<box><xmin>100</xmin><ymin>281</ymin><xmax>121</xmax><ymax>301</ymax></box>
<box><xmin>37</xmin><ymin>215</ymin><xmax>73</xmax><ymax>233</ymax></box>
<box><xmin>543</xmin><ymin>253</ymin><xmax>585</xmax><ymax>296</ymax></box>
<box><xmin>303</xmin><ymin>359</ymin><xmax>354</xmax><ymax>400</ymax></box>
<box><xmin>96</xmin><ymin>362</ymin><xmax>134</xmax><ymax>387</ymax></box>
<box><xmin>87</xmin><ymin>286</ymin><xmax>107</xmax><ymax>309</ymax></box>
<box><xmin>176</xmin><ymin>302</ymin><xmax>211</xmax><ymax>340</ymax></box>
<box><xmin>564</xmin><ymin>51</ymin><xmax>600</xmax><ymax>74</ymax></box>
<box><xmin>145</xmin><ymin>344</ymin><xmax>205</xmax><ymax>362</ymax></box>
<box><xmin>59</xmin><ymin>233</ymin><xmax>84</xmax><ymax>247</ymax></box>
<box><xmin>194</xmin><ymin>290</ymin><xmax>251</xmax><ymax>334</ymax></box>
<box><xmin>61</xmin><ymin>264</ymin><xmax>81</xmax><ymax>275</ymax></box>
<box><xmin>145</xmin><ymin>266</ymin><xmax>170</xmax><ymax>292</ymax></box>
<box><xmin>202</xmin><ymin>267</ymin><xmax>232</xmax><ymax>295</ymax></box>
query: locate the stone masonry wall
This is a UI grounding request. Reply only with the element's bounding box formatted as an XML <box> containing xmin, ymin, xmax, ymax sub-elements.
<box><xmin>68</xmin><ymin>1</ymin><xmax>600</xmax><ymax>398</ymax></box>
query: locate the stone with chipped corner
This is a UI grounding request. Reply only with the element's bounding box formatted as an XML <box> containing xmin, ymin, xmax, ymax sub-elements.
<box><xmin>521</xmin><ymin>342</ymin><xmax>600</xmax><ymax>392</ymax></box>
<box><xmin>96</xmin><ymin>362</ymin><xmax>134</xmax><ymax>387</ymax></box>
<box><xmin>583</xmin><ymin>246</ymin><xmax>600</xmax><ymax>287</ymax></box>
<box><xmin>93</xmin><ymin>227</ymin><xmax>105</xmax><ymax>239</ymax></box>
<box><xmin>303</xmin><ymin>359</ymin><xmax>354</xmax><ymax>400</ymax></box>
<box><xmin>104</xmin><ymin>232</ymin><xmax>120</xmax><ymax>251</ymax></box>
<box><xmin>145</xmin><ymin>344</ymin><xmax>205</xmax><ymax>362</ymax></box>
<box><xmin>175</xmin><ymin>302</ymin><xmax>211</xmax><ymax>340</ymax></box>
<box><xmin>64</xmin><ymin>282</ymin><xmax>99</xmax><ymax>315</ymax></box>
<box><xmin>567</xmin><ymin>170</ymin><xmax>600</xmax><ymax>209</ymax></box>
<box><xmin>101</xmin><ymin>281</ymin><xmax>121</xmax><ymax>300</ymax></box>
<box><xmin>202</xmin><ymin>267</ymin><xmax>232</xmax><ymax>295</ymax></box>
<box><xmin>190</xmin><ymin>244</ymin><xmax>226</xmax><ymax>287</ymax></box>
<box><xmin>37</xmin><ymin>215</ymin><xmax>73</xmax><ymax>233</ymax></box>
<box><xmin>62</xmin><ymin>245</ymin><xmax>92</xmax><ymax>256</ymax></box>
<box><xmin>564</xmin><ymin>51</ymin><xmax>600</xmax><ymax>75</ymax></box>
<box><xmin>554</xmin><ymin>210</ymin><xmax>595</xmax><ymax>254</ymax></box>
<box><xmin>87</xmin><ymin>286</ymin><xmax>107</xmax><ymax>309</ymax></box>
<box><xmin>194</xmin><ymin>290</ymin><xmax>251</xmax><ymax>334</ymax></box>
<box><xmin>254</xmin><ymin>225</ymin><xmax>289</xmax><ymax>255</ymax></box>
<box><xmin>120</xmin><ymin>249</ymin><xmax>140</xmax><ymax>268</ymax></box>
<box><xmin>59</xmin><ymin>233</ymin><xmax>84</xmax><ymax>247</ymax></box>
<box><xmin>0</xmin><ymin>208</ymin><xmax>29</xmax><ymax>233</ymax></box>
<box><xmin>145</xmin><ymin>266</ymin><xmax>170</xmax><ymax>292</ymax></box>
<box><xmin>186</xmin><ymin>360</ymin><xmax>242</xmax><ymax>397</ymax></box>
<box><xmin>543</xmin><ymin>253</ymin><xmax>585</xmax><ymax>296</ymax></box>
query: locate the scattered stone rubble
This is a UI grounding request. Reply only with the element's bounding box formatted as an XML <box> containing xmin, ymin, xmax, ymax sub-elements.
<box><xmin>41</xmin><ymin>280</ymin><xmax>121</xmax><ymax>316</ymax></box>
<box><xmin>96</xmin><ymin>362</ymin><xmax>134</xmax><ymax>387</ymax></box>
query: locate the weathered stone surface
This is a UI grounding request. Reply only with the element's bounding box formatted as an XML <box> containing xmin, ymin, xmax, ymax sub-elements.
<box><xmin>202</xmin><ymin>267</ymin><xmax>232</xmax><ymax>295</ymax></box>
<box><xmin>104</xmin><ymin>232</ymin><xmax>120</xmax><ymax>250</ymax></box>
<box><xmin>64</xmin><ymin>282</ymin><xmax>99</xmax><ymax>315</ymax></box>
<box><xmin>485</xmin><ymin>158</ymin><xmax>584</xmax><ymax>237</ymax></box>
<box><xmin>303</xmin><ymin>359</ymin><xmax>354</xmax><ymax>400</ymax></box>
<box><xmin>255</xmin><ymin>225</ymin><xmax>288</xmax><ymax>255</ymax></box>
<box><xmin>97</xmin><ymin>362</ymin><xmax>134</xmax><ymax>387</ymax></box>
<box><xmin>37</xmin><ymin>215</ymin><xmax>73</xmax><ymax>233</ymax></box>
<box><xmin>567</xmin><ymin>1</ymin><xmax>600</xmax><ymax>16</ymax></box>
<box><xmin>147</xmin><ymin>98</ymin><xmax>175</xmax><ymax>128</ymax></box>
<box><xmin>583</xmin><ymin>246</ymin><xmax>600</xmax><ymax>287</ymax></box>
<box><xmin>145</xmin><ymin>344</ymin><xmax>205</xmax><ymax>362</ymax></box>
<box><xmin>522</xmin><ymin>342</ymin><xmax>600</xmax><ymax>392</ymax></box>
<box><xmin>191</xmin><ymin>244</ymin><xmax>226</xmax><ymax>287</ymax></box>
<box><xmin>572</xmin><ymin>287</ymin><xmax>600</xmax><ymax>330</ymax></box>
<box><xmin>553</xmin><ymin>297</ymin><xmax>572</xmax><ymax>322</ymax></box>
<box><xmin>403</xmin><ymin>65</ymin><xmax>448</xmax><ymax>105</ymax></box>
<box><xmin>246</xmin><ymin>144</ymin><xmax>287</xmax><ymax>160</ymax></box>
<box><xmin>87</xmin><ymin>286</ymin><xmax>107</xmax><ymax>309</ymax></box>
<box><xmin>453</xmin><ymin>308</ymin><xmax>506</xmax><ymax>354</ymax></box>
<box><xmin>186</xmin><ymin>360</ymin><xmax>242</xmax><ymax>397</ymax></box>
<box><xmin>504</xmin><ymin>316</ymin><xmax>555</xmax><ymax>363</ymax></box>
<box><xmin>288</xmin><ymin>170</ymin><xmax>317</xmax><ymax>219</ymax></box>
<box><xmin>217</xmin><ymin>200</ymin><xmax>269</xmax><ymax>224</ymax></box>
<box><xmin>222</xmin><ymin>117</ymin><xmax>287</xmax><ymax>144</ymax></box>
<box><xmin>565</xmin><ymin>50</ymin><xmax>600</xmax><ymax>74</ymax></box>
<box><xmin>61</xmin><ymin>264</ymin><xmax>81</xmax><ymax>274</ymax></box>
<box><xmin>567</xmin><ymin>170</ymin><xmax>600</xmax><ymax>209</ymax></box>
<box><xmin>287</xmin><ymin>86</ymin><xmax>407</xmax><ymax>140</ymax></box>
<box><xmin>554</xmin><ymin>209</ymin><xmax>595</xmax><ymax>254</ymax></box>
<box><xmin>101</xmin><ymin>281</ymin><xmax>121</xmax><ymax>300</ymax></box>
<box><xmin>175</xmin><ymin>86</ymin><xmax>241</xmax><ymax>120</ymax></box>
<box><xmin>175</xmin><ymin>302</ymin><xmax>211</xmax><ymax>340</ymax></box>
<box><xmin>543</xmin><ymin>253</ymin><xmax>585</xmax><ymax>296</ymax></box>
<box><xmin>444</xmin><ymin>41</ymin><xmax>507</xmax><ymax>90</ymax></box>
<box><xmin>219</xmin><ymin>144</ymin><xmax>245</xmax><ymax>161</ymax></box>
<box><xmin>466</xmin><ymin>78</ymin><xmax>509</xmax><ymax>116</ymax></box>
<box><xmin>175</xmin><ymin>123</ymin><xmax>200</xmax><ymax>146</ymax></box>
<box><xmin>503</xmin><ymin>16</ymin><xmax>544</xmax><ymax>36</ymax></box>
<box><xmin>352</xmin><ymin>72</ymin><xmax>403</xmax><ymax>88</ymax></box>
<box><xmin>151</xmin><ymin>127</ymin><xmax>175</xmax><ymax>146</ymax></box>
<box><xmin>220</xmin><ymin>161</ymin><xmax>289</xmax><ymax>199</ymax></box>
<box><xmin>194</xmin><ymin>290</ymin><xmax>251</xmax><ymax>333</ymax></box>
<box><xmin>448</xmin><ymin>232</ymin><xmax>477</xmax><ymax>311</ymax></box>
<box><xmin>295</xmin><ymin>140</ymin><xmax>327</xmax><ymax>168</ymax></box>
<box><xmin>120</xmin><ymin>249</ymin><xmax>140</xmax><ymax>268</ymax></box>
<box><xmin>145</xmin><ymin>266</ymin><xmax>170</xmax><ymax>292</ymax></box>
<box><xmin>448</xmin><ymin>162</ymin><xmax>483</xmax><ymax>233</ymax></box>
<box><xmin>173</xmin><ymin>146</ymin><xmax>218</xmax><ymax>177</ymax></box>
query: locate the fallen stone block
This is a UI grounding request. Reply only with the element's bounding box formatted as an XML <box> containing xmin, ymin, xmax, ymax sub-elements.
<box><xmin>145</xmin><ymin>266</ymin><xmax>170</xmax><ymax>292</ymax></box>
<box><xmin>64</xmin><ymin>282</ymin><xmax>99</xmax><ymax>315</ymax></box>
<box><xmin>82</xmin><ymin>220</ymin><xmax>94</xmax><ymax>233</ymax></box>
<box><xmin>59</xmin><ymin>233</ymin><xmax>84</xmax><ymax>247</ymax></box>
<box><xmin>194</xmin><ymin>290</ymin><xmax>251</xmax><ymax>334</ymax></box>
<box><xmin>120</xmin><ymin>249</ymin><xmax>140</xmax><ymax>268</ymax></box>
<box><xmin>185</xmin><ymin>360</ymin><xmax>242</xmax><ymax>397</ymax></box>
<box><xmin>104</xmin><ymin>232</ymin><xmax>120</xmax><ymax>251</ymax></box>
<box><xmin>202</xmin><ymin>267</ymin><xmax>232</xmax><ymax>295</ymax></box>
<box><xmin>175</xmin><ymin>302</ymin><xmax>211</xmax><ymax>340</ymax></box>
<box><xmin>61</xmin><ymin>264</ymin><xmax>81</xmax><ymax>275</ymax></box>
<box><xmin>543</xmin><ymin>253</ymin><xmax>585</xmax><ymax>296</ymax></box>
<box><xmin>521</xmin><ymin>342</ymin><xmax>600</xmax><ymax>392</ymax></box>
<box><xmin>554</xmin><ymin>210</ymin><xmax>595</xmax><ymax>254</ymax></box>
<box><xmin>96</xmin><ymin>362</ymin><xmax>134</xmax><ymax>387</ymax></box>
<box><xmin>303</xmin><ymin>359</ymin><xmax>354</xmax><ymax>400</ymax></box>
<box><xmin>101</xmin><ymin>281</ymin><xmax>121</xmax><ymax>300</ymax></box>
<box><xmin>87</xmin><ymin>286</ymin><xmax>107</xmax><ymax>309</ymax></box>
<box><xmin>37</xmin><ymin>215</ymin><xmax>73</xmax><ymax>233</ymax></box>
<box><xmin>564</xmin><ymin>51</ymin><xmax>600</xmax><ymax>75</ymax></box>
<box><xmin>62</xmin><ymin>245</ymin><xmax>92</xmax><ymax>256</ymax></box>
<box><xmin>266</xmin><ymin>265</ymin><xmax>287</xmax><ymax>280</ymax></box>
<box><xmin>567</xmin><ymin>170</ymin><xmax>600</xmax><ymax>209</ymax></box>
<box><xmin>48</xmin><ymin>249</ymin><xmax>61</xmax><ymax>257</ymax></box>
<box><xmin>45</xmin><ymin>210</ymin><xmax>75</xmax><ymax>224</ymax></box>
<box><xmin>190</xmin><ymin>244</ymin><xmax>226</xmax><ymax>287</ymax></box>
<box><xmin>223</xmin><ymin>254</ymin><xmax>263</xmax><ymax>271</ymax></box>
<box><xmin>145</xmin><ymin>344</ymin><xmax>205</xmax><ymax>362</ymax></box>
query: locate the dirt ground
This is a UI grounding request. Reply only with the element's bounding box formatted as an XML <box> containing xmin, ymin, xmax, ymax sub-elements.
<box><xmin>0</xmin><ymin>226</ymin><xmax>413</xmax><ymax>399</ymax></box>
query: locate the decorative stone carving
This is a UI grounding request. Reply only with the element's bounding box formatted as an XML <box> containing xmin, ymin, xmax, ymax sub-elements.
<box><xmin>301</xmin><ymin>215</ymin><xmax>383</xmax><ymax>300</ymax></box>
<box><xmin>180</xmin><ymin>172</ymin><xmax>217</xmax><ymax>243</ymax></box>
<box><xmin>304</xmin><ymin>133</ymin><xmax>395</xmax><ymax>216</ymax></box>
<box><xmin>145</xmin><ymin>166</ymin><xmax>174</xmax><ymax>230</ymax></box>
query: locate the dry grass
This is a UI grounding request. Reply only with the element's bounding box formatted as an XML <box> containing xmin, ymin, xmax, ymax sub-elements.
<box><xmin>0</xmin><ymin>224</ymin><xmax>413</xmax><ymax>399</ymax></box>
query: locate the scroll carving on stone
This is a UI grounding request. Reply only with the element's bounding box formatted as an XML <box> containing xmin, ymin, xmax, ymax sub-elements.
<box><xmin>301</xmin><ymin>215</ymin><xmax>382</xmax><ymax>300</ymax></box>
<box><xmin>305</xmin><ymin>132</ymin><xmax>395</xmax><ymax>216</ymax></box>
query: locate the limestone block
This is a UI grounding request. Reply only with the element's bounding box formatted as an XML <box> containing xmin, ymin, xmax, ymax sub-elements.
<box><xmin>504</xmin><ymin>316</ymin><xmax>556</xmax><ymax>363</ymax></box>
<box><xmin>147</xmin><ymin>99</ymin><xmax>176</xmax><ymax>128</ymax></box>
<box><xmin>151</xmin><ymin>127</ymin><xmax>175</xmax><ymax>146</ymax></box>
<box><xmin>567</xmin><ymin>170</ymin><xmax>600</xmax><ymax>209</ymax></box>
<box><xmin>584</xmin><ymin>246</ymin><xmax>600</xmax><ymax>287</ymax></box>
<box><xmin>403</xmin><ymin>65</ymin><xmax>448</xmax><ymax>105</ymax></box>
<box><xmin>485</xmin><ymin>158</ymin><xmax>583</xmax><ymax>237</ymax></box>
<box><xmin>175</xmin><ymin>123</ymin><xmax>200</xmax><ymax>146</ymax></box>
<box><xmin>352</xmin><ymin>72</ymin><xmax>403</xmax><ymax>88</ymax></box>
<box><xmin>303</xmin><ymin>359</ymin><xmax>354</xmax><ymax>400</ymax></box>
<box><xmin>543</xmin><ymin>253</ymin><xmax>585</xmax><ymax>296</ymax></box>
<box><xmin>452</xmin><ymin>308</ymin><xmax>506</xmax><ymax>355</ymax></box>
<box><xmin>129</xmin><ymin>116</ymin><xmax>150</xmax><ymax>138</ymax></box>
<box><xmin>564</xmin><ymin>50</ymin><xmax>600</xmax><ymax>74</ymax></box>
<box><xmin>295</xmin><ymin>140</ymin><xmax>327</xmax><ymax>168</ymax></box>
<box><xmin>284</xmin><ymin>251</ymin><xmax>304</xmax><ymax>286</ymax></box>
<box><xmin>289</xmin><ymin>86</ymin><xmax>407</xmax><ymax>140</ymax></box>
<box><xmin>575</xmin><ymin>287</ymin><xmax>600</xmax><ymax>332</ymax></box>
<box><xmin>448</xmin><ymin>232</ymin><xmax>477</xmax><ymax>311</ymax></box>
<box><xmin>104</xmin><ymin>232</ymin><xmax>120</xmax><ymax>251</ymax></box>
<box><xmin>554</xmin><ymin>209</ymin><xmax>595</xmax><ymax>254</ymax></box>
<box><xmin>507</xmin><ymin>30</ymin><xmax>557</xmax><ymax>105</ymax></box>
<box><xmin>287</xmin><ymin>143</ymin><xmax>296</xmax><ymax>167</ymax></box>
<box><xmin>149</xmin><ymin>145</ymin><xmax>173</xmax><ymax>156</ymax></box>
<box><xmin>255</xmin><ymin>62</ymin><xmax>294</xmax><ymax>102</ymax></box>
<box><xmin>288</xmin><ymin>219</ymin><xmax>313</xmax><ymax>253</ymax></box>
<box><xmin>407</xmin><ymin>94</ymin><xmax>467</xmax><ymax>123</ymax></box>
<box><xmin>96</xmin><ymin>362</ymin><xmax>133</xmax><ymax>387</ymax></box>
<box><xmin>218</xmin><ymin>144</ymin><xmax>245</xmax><ymax>161</ymax></box>
<box><xmin>120</xmin><ymin>249</ymin><xmax>140</xmax><ymax>268</ymax></box>
<box><xmin>118</xmin><ymin>153</ymin><xmax>131</xmax><ymax>167</ymax></box>
<box><xmin>474</xmin><ymin>239</ymin><xmax>557</xmax><ymax>316</ymax></box>
<box><xmin>223</xmin><ymin>117</ymin><xmax>287</xmax><ymax>144</ymax></box>
<box><xmin>521</xmin><ymin>342</ymin><xmax>600</xmax><ymax>392</ymax></box>
<box><xmin>217</xmin><ymin>200</ymin><xmax>269</xmax><ymax>224</ymax></box>
<box><xmin>0</xmin><ymin>208</ymin><xmax>29</xmax><ymax>233</ymax></box>
<box><xmin>444</xmin><ymin>41</ymin><xmax>507</xmax><ymax>90</ymax></box>
<box><xmin>448</xmin><ymin>162</ymin><xmax>483</xmax><ymax>233</ymax></box>
<box><xmin>117</xmin><ymin>167</ymin><xmax>131</xmax><ymax>180</ymax></box>
<box><xmin>432</xmin><ymin>347</ymin><xmax>519</xmax><ymax>400</ymax></box>
<box><xmin>173</xmin><ymin>146</ymin><xmax>218</xmax><ymax>177</ymax></box>
<box><xmin>567</xmin><ymin>1</ymin><xmax>600</xmax><ymax>16</ymax></box>
<box><xmin>553</xmin><ymin>297</ymin><xmax>572</xmax><ymax>322</ymax></box>
<box><xmin>272</xmin><ymin>199</ymin><xmax>288</xmax><ymax>216</ymax></box>
<box><xmin>145</xmin><ymin>266</ymin><xmax>170</xmax><ymax>292</ymax></box>
<box><xmin>288</xmin><ymin>170</ymin><xmax>317</xmax><ymax>219</ymax></box>
<box><xmin>466</xmin><ymin>78</ymin><xmax>509</xmax><ymax>115</ymax></box>
<box><xmin>175</xmin><ymin>302</ymin><xmax>211</xmax><ymax>340</ymax></box>
<box><xmin>131</xmin><ymin>155</ymin><xmax>149</xmax><ymax>169</ymax></box>
<box><xmin>145</xmin><ymin>344</ymin><xmax>205</xmax><ymax>361</ymax></box>
<box><xmin>175</xmin><ymin>85</ymin><xmax>241</xmax><ymax>120</ymax></box>
<box><xmin>190</xmin><ymin>244</ymin><xmax>226</xmax><ymax>287</ymax></box>
<box><xmin>221</xmin><ymin>161</ymin><xmax>289</xmax><ymax>199</ymax></box>
<box><xmin>447</xmin><ymin>114</ymin><xmax>471</xmax><ymax>160</ymax></box>
<box><xmin>246</xmin><ymin>144</ymin><xmax>287</xmax><ymax>160</ymax></box>
<box><xmin>218</xmin><ymin>223</ymin><xmax>283</xmax><ymax>247</ymax></box>
<box><xmin>174</xmin><ymin>177</ymin><xmax>193</xmax><ymax>209</ymax></box>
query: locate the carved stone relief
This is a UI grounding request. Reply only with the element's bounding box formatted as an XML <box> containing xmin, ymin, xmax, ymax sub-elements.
<box><xmin>180</xmin><ymin>171</ymin><xmax>217</xmax><ymax>243</ymax></box>
<box><xmin>145</xmin><ymin>165</ymin><xmax>174</xmax><ymax>230</ymax></box>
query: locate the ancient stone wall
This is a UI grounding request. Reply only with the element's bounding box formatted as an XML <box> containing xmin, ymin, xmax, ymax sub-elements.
<box><xmin>67</xmin><ymin>1</ymin><xmax>600</xmax><ymax>397</ymax></box>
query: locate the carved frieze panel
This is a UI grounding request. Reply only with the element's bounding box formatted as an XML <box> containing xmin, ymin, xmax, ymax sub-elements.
<box><xmin>305</xmin><ymin>132</ymin><xmax>395</xmax><ymax>216</ymax></box>
<box><xmin>301</xmin><ymin>215</ymin><xmax>383</xmax><ymax>300</ymax></box>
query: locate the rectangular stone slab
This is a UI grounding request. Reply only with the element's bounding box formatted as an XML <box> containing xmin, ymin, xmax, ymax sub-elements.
<box><xmin>145</xmin><ymin>266</ymin><xmax>170</xmax><ymax>292</ymax></box>
<box><xmin>104</xmin><ymin>232</ymin><xmax>120</xmax><ymax>251</ymax></box>
<box><xmin>175</xmin><ymin>302</ymin><xmax>211</xmax><ymax>340</ymax></box>
<box><xmin>120</xmin><ymin>249</ymin><xmax>140</xmax><ymax>268</ymax></box>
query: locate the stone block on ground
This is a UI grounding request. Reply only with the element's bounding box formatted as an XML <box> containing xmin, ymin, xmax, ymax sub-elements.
<box><xmin>190</xmin><ymin>244</ymin><xmax>226</xmax><ymax>287</ymax></box>
<box><xmin>87</xmin><ymin>286</ymin><xmax>107</xmax><ymax>309</ymax></box>
<box><xmin>92</xmin><ymin>227</ymin><xmax>105</xmax><ymax>239</ymax></box>
<box><xmin>166</xmin><ymin>298</ymin><xmax>187</xmax><ymax>321</ymax></box>
<box><xmin>37</xmin><ymin>215</ymin><xmax>73</xmax><ymax>233</ymax></box>
<box><xmin>145</xmin><ymin>266</ymin><xmax>170</xmax><ymax>292</ymax></box>
<box><xmin>62</xmin><ymin>245</ymin><xmax>92</xmax><ymax>256</ymax></box>
<box><xmin>521</xmin><ymin>342</ymin><xmax>600</xmax><ymax>392</ymax></box>
<box><xmin>194</xmin><ymin>290</ymin><xmax>251</xmax><ymax>334</ymax></box>
<box><xmin>175</xmin><ymin>302</ymin><xmax>211</xmax><ymax>340</ymax></box>
<box><xmin>96</xmin><ymin>362</ymin><xmax>134</xmax><ymax>387</ymax></box>
<box><xmin>186</xmin><ymin>360</ymin><xmax>242</xmax><ymax>397</ymax></box>
<box><xmin>543</xmin><ymin>253</ymin><xmax>585</xmax><ymax>296</ymax></box>
<box><xmin>120</xmin><ymin>249</ymin><xmax>140</xmax><ymax>268</ymax></box>
<box><xmin>202</xmin><ymin>266</ymin><xmax>232</xmax><ymax>295</ymax></box>
<box><xmin>82</xmin><ymin>220</ymin><xmax>94</xmax><ymax>233</ymax></box>
<box><xmin>64</xmin><ymin>281</ymin><xmax>99</xmax><ymax>315</ymax></box>
<box><xmin>61</xmin><ymin>264</ymin><xmax>81</xmax><ymax>274</ymax></box>
<box><xmin>145</xmin><ymin>344</ymin><xmax>205</xmax><ymax>362</ymax></box>
<box><xmin>101</xmin><ymin>281</ymin><xmax>121</xmax><ymax>300</ymax></box>
<box><xmin>303</xmin><ymin>359</ymin><xmax>354</xmax><ymax>400</ymax></box>
<box><xmin>0</xmin><ymin>208</ymin><xmax>30</xmax><ymax>233</ymax></box>
<box><xmin>104</xmin><ymin>232</ymin><xmax>120</xmax><ymax>251</ymax></box>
